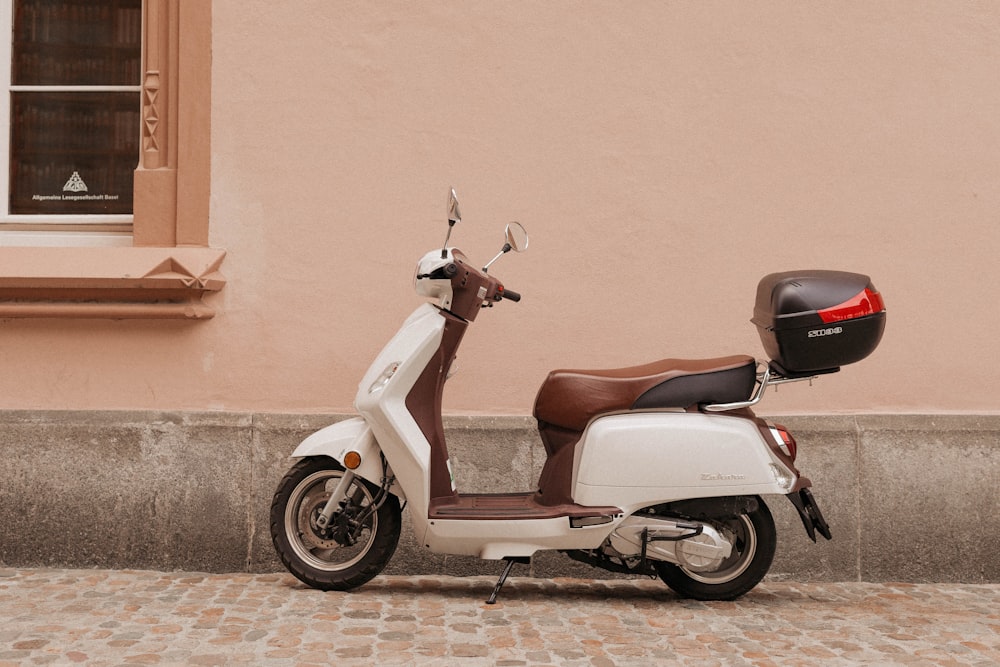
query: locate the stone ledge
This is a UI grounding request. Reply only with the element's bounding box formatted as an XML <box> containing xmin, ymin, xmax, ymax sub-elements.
<box><xmin>0</xmin><ymin>246</ymin><xmax>226</xmax><ymax>319</ymax></box>
<box><xmin>0</xmin><ymin>410</ymin><xmax>997</xmax><ymax>582</ymax></box>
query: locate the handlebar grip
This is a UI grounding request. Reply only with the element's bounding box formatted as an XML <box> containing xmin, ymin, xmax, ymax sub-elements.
<box><xmin>501</xmin><ymin>288</ymin><xmax>521</xmax><ymax>302</ymax></box>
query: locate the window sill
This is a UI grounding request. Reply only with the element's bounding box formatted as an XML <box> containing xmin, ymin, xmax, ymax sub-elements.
<box><xmin>0</xmin><ymin>246</ymin><xmax>226</xmax><ymax>319</ymax></box>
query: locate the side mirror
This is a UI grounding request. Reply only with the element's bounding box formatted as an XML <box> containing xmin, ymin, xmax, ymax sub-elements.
<box><xmin>442</xmin><ymin>187</ymin><xmax>461</xmax><ymax>257</ymax></box>
<box><xmin>447</xmin><ymin>188</ymin><xmax>462</xmax><ymax>226</ymax></box>
<box><xmin>483</xmin><ymin>221</ymin><xmax>529</xmax><ymax>272</ymax></box>
<box><xmin>505</xmin><ymin>222</ymin><xmax>528</xmax><ymax>253</ymax></box>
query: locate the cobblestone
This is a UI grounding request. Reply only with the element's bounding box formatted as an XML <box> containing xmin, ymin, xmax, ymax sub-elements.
<box><xmin>0</xmin><ymin>568</ymin><xmax>998</xmax><ymax>665</ymax></box>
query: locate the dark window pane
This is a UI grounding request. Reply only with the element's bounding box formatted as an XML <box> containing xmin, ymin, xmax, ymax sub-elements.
<box><xmin>13</xmin><ymin>0</ymin><xmax>142</xmax><ymax>86</ymax></box>
<box><xmin>9</xmin><ymin>92</ymin><xmax>139</xmax><ymax>215</ymax></box>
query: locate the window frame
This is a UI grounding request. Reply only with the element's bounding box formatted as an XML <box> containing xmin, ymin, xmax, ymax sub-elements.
<box><xmin>0</xmin><ymin>0</ymin><xmax>225</xmax><ymax>320</ymax></box>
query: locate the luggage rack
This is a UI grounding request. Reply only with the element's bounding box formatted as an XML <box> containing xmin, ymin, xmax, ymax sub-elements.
<box><xmin>703</xmin><ymin>361</ymin><xmax>838</xmax><ymax>412</ymax></box>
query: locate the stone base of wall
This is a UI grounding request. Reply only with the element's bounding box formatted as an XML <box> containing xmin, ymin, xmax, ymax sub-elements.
<box><xmin>1</xmin><ymin>411</ymin><xmax>997</xmax><ymax>582</ymax></box>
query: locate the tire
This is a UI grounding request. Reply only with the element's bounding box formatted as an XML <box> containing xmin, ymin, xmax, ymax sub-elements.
<box><xmin>653</xmin><ymin>497</ymin><xmax>776</xmax><ymax>601</ymax></box>
<box><xmin>270</xmin><ymin>457</ymin><xmax>401</xmax><ymax>591</ymax></box>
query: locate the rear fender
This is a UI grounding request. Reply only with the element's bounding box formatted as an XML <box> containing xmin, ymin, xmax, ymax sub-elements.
<box><xmin>291</xmin><ymin>417</ymin><xmax>404</xmax><ymax>500</ymax></box>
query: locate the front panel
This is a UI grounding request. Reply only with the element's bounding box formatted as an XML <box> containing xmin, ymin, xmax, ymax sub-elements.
<box><xmin>354</xmin><ymin>303</ymin><xmax>445</xmax><ymax>525</ymax></box>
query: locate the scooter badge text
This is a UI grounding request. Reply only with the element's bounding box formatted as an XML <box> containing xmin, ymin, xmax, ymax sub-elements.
<box><xmin>808</xmin><ymin>326</ymin><xmax>843</xmax><ymax>338</ymax></box>
<box><xmin>701</xmin><ymin>473</ymin><xmax>747</xmax><ymax>481</ymax></box>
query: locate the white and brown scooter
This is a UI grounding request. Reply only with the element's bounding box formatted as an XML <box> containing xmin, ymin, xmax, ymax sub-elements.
<box><xmin>270</xmin><ymin>189</ymin><xmax>886</xmax><ymax>603</ymax></box>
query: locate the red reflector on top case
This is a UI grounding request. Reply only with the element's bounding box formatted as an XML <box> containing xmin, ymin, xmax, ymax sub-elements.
<box><xmin>818</xmin><ymin>288</ymin><xmax>885</xmax><ymax>324</ymax></box>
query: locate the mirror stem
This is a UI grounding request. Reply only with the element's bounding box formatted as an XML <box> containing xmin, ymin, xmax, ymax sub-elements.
<box><xmin>482</xmin><ymin>244</ymin><xmax>512</xmax><ymax>273</ymax></box>
<box><xmin>442</xmin><ymin>221</ymin><xmax>456</xmax><ymax>258</ymax></box>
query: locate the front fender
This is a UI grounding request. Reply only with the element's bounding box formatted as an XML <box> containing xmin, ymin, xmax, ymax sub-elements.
<box><xmin>291</xmin><ymin>417</ymin><xmax>404</xmax><ymax>500</ymax></box>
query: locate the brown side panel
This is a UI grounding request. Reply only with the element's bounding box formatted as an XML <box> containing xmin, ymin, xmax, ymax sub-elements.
<box><xmin>537</xmin><ymin>420</ymin><xmax>579</xmax><ymax>458</ymax></box>
<box><xmin>535</xmin><ymin>421</ymin><xmax>583</xmax><ymax>506</ymax></box>
<box><xmin>405</xmin><ymin>311</ymin><xmax>468</xmax><ymax>506</ymax></box>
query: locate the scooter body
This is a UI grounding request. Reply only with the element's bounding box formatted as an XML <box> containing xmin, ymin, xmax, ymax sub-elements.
<box><xmin>292</xmin><ymin>302</ymin><xmax>795</xmax><ymax>558</ymax></box>
<box><xmin>272</xmin><ymin>188</ymin><xmax>886</xmax><ymax>602</ymax></box>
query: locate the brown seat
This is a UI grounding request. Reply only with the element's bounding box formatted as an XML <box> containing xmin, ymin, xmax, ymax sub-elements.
<box><xmin>533</xmin><ymin>354</ymin><xmax>757</xmax><ymax>432</ymax></box>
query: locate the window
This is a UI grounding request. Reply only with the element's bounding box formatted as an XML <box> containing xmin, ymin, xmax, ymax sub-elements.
<box><xmin>0</xmin><ymin>0</ymin><xmax>225</xmax><ymax>319</ymax></box>
<box><xmin>2</xmin><ymin>0</ymin><xmax>140</xmax><ymax>234</ymax></box>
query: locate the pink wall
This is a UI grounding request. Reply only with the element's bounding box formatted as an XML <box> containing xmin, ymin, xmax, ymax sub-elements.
<box><xmin>2</xmin><ymin>2</ymin><xmax>998</xmax><ymax>415</ymax></box>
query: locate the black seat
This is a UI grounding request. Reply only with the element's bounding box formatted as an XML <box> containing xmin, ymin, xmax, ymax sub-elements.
<box><xmin>631</xmin><ymin>359</ymin><xmax>757</xmax><ymax>411</ymax></box>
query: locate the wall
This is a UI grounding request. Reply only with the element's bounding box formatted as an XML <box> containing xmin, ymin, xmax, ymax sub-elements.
<box><xmin>1</xmin><ymin>3</ymin><xmax>998</xmax><ymax>581</ymax></box>
<box><xmin>0</xmin><ymin>2</ymin><xmax>998</xmax><ymax>415</ymax></box>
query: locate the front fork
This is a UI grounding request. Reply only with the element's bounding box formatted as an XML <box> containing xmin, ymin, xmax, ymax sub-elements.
<box><xmin>314</xmin><ymin>463</ymin><xmax>397</xmax><ymax>543</ymax></box>
<box><xmin>315</xmin><ymin>470</ymin><xmax>356</xmax><ymax>530</ymax></box>
<box><xmin>786</xmin><ymin>487</ymin><xmax>832</xmax><ymax>542</ymax></box>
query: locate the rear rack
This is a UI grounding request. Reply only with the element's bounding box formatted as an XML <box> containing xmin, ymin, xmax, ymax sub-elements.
<box><xmin>702</xmin><ymin>362</ymin><xmax>830</xmax><ymax>412</ymax></box>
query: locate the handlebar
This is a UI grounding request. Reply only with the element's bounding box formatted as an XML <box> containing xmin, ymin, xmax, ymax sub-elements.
<box><xmin>499</xmin><ymin>286</ymin><xmax>521</xmax><ymax>302</ymax></box>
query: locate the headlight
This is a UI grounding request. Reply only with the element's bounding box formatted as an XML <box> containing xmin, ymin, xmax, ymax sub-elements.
<box><xmin>368</xmin><ymin>361</ymin><xmax>400</xmax><ymax>394</ymax></box>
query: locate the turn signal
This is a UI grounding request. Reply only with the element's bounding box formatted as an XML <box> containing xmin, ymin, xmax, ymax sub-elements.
<box><xmin>343</xmin><ymin>451</ymin><xmax>362</xmax><ymax>470</ymax></box>
<box><xmin>770</xmin><ymin>464</ymin><xmax>795</xmax><ymax>492</ymax></box>
<box><xmin>769</xmin><ymin>424</ymin><xmax>798</xmax><ymax>461</ymax></box>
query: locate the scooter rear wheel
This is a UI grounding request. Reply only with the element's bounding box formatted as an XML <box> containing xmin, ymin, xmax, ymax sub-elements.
<box><xmin>653</xmin><ymin>497</ymin><xmax>776</xmax><ymax>601</ymax></box>
<box><xmin>270</xmin><ymin>456</ymin><xmax>401</xmax><ymax>591</ymax></box>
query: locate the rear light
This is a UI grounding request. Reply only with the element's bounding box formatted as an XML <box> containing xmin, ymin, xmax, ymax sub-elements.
<box><xmin>818</xmin><ymin>287</ymin><xmax>885</xmax><ymax>324</ymax></box>
<box><xmin>768</xmin><ymin>423</ymin><xmax>798</xmax><ymax>461</ymax></box>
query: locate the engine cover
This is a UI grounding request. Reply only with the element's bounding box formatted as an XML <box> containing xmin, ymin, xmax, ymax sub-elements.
<box><xmin>608</xmin><ymin>515</ymin><xmax>733</xmax><ymax>572</ymax></box>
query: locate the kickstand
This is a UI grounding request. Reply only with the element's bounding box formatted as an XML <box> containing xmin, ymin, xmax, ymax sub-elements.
<box><xmin>486</xmin><ymin>557</ymin><xmax>529</xmax><ymax>605</ymax></box>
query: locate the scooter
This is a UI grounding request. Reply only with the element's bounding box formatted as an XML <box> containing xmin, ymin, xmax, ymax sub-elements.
<box><xmin>270</xmin><ymin>188</ymin><xmax>886</xmax><ymax>602</ymax></box>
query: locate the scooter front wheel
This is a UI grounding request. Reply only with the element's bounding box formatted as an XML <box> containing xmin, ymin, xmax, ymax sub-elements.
<box><xmin>653</xmin><ymin>497</ymin><xmax>776</xmax><ymax>601</ymax></box>
<box><xmin>270</xmin><ymin>457</ymin><xmax>401</xmax><ymax>591</ymax></box>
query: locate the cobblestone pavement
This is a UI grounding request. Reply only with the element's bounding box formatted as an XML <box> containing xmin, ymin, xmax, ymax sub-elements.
<box><xmin>1</xmin><ymin>569</ymin><xmax>998</xmax><ymax>666</ymax></box>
